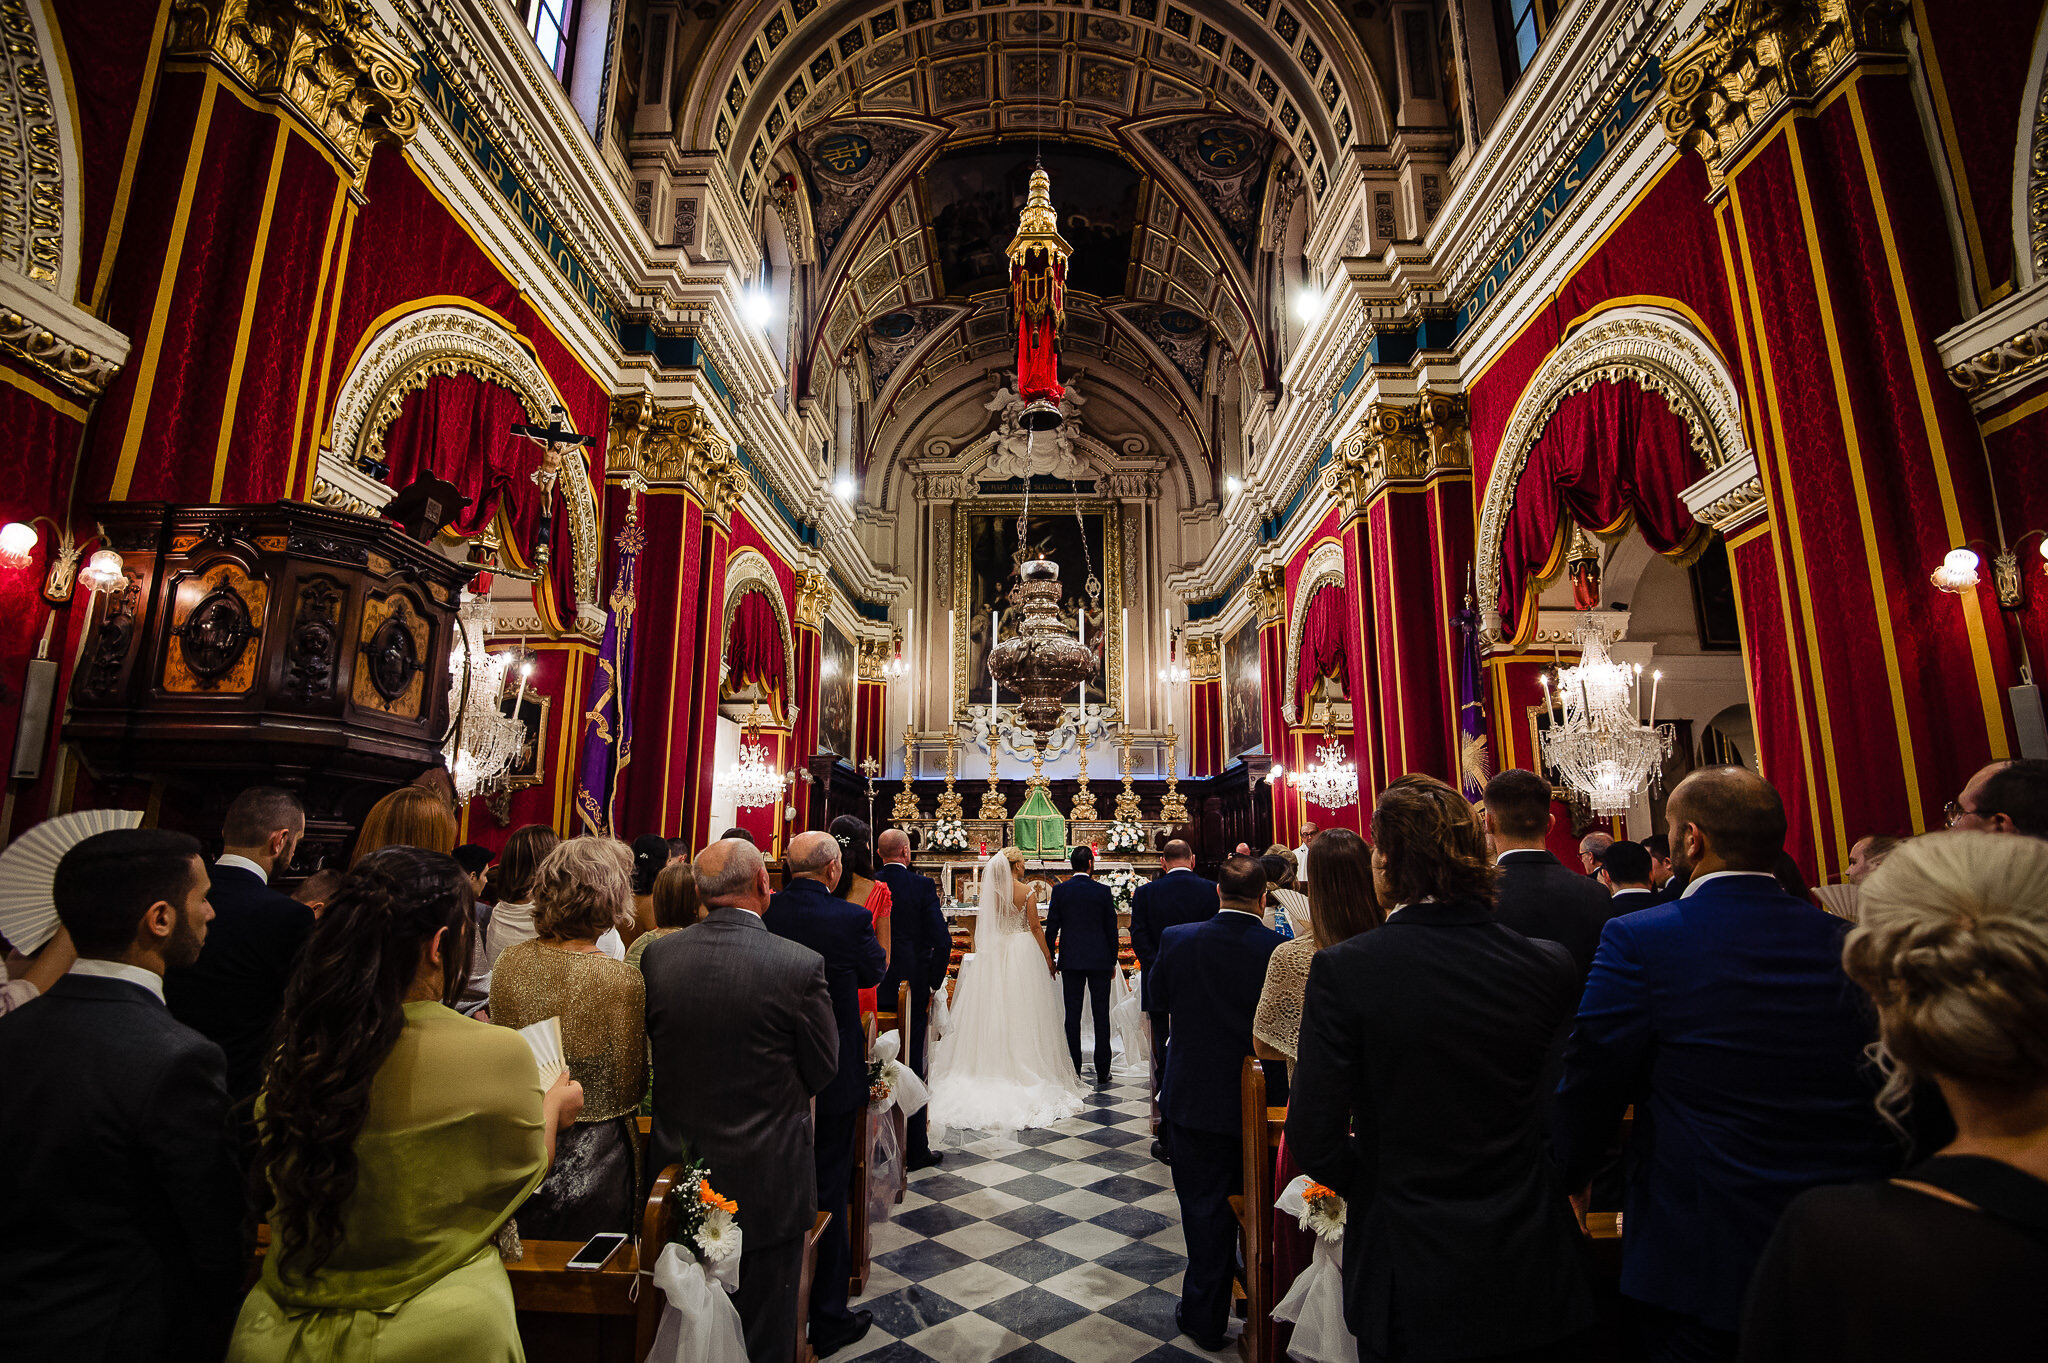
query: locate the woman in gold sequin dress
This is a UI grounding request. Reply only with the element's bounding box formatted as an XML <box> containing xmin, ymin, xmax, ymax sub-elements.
<box><xmin>229</xmin><ymin>847</ymin><xmax>584</xmax><ymax>1363</ymax></box>
<box><xmin>489</xmin><ymin>837</ymin><xmax>646</xmax><ymax>1241</ymax></box>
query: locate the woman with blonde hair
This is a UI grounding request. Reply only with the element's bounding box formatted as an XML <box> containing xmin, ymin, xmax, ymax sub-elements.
<box><xmin>350</xmin><ymin>785</ymin><xmax>458</xmax><ymax>865</ymax></box>
<box><xmin>1742</xmin><ymin>831</ymin><xmax>2048</xmax><ymax>1360</ymax></box>
<box><xmin>487</xmin><ymin>838</ymin><xmax>644</xmax><ymax>1241</ymax></box>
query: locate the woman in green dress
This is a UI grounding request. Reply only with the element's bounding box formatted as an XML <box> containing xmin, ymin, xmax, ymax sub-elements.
<box><xmin>229</xmin><ymin>846</ymin><xmax>584</xmax><ymax>1363</ymax></box>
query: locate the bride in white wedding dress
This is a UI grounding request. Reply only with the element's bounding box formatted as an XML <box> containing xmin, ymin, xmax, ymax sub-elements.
<box><xmin>927</xmin><ymin>847</ymin><xmax>1087</xmax><ymax>1140</ymax></box>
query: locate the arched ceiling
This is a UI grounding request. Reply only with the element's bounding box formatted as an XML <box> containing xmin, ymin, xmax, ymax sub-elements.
<box><xmin>671</xmin><ymin>0</ymin><xmax>1396</xmax><ymax>482</ymax></box>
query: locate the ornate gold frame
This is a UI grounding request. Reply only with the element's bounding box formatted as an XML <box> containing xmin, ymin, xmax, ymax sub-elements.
<box><xmin>505</xmin><ymin>692</ymin><xmax>553</xmax><ymax>791</ymax></box>
<box><xmin>952</xmin><ymin>497</ymin><xmax>1122</xmax><ymax>725</ymax></box>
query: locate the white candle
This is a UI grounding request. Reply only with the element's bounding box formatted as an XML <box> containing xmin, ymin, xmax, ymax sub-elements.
<box><xmin>1121</xmin><ymin>607</ymin><xmax>1129</xmax><ymax>717</ymax></box>
<box><xmin>907</xmin><ymin>608</ymin><xmax>915</xmax><ymax>720</ymax></box>
<box><xmin>513</xmin><ymin>652</ymin><xmax>529</xmax><ymax>709</ymax></box>
<box><xmin>1078</xmin><ymin>610</ymin><xmax>1086</xmax><ymax>711</ymax></box>
<box><xmin>948</xmin><ymin>609</ymin><xmax>956</xmax><ymax>719</ymax></box>
<box><xmin>1650</xmin><ymin>669</ymin><xmax>1662</xmax><ymax>725</ymax></box>
<box><xmin>989</xmin><ymin>609</ymin><xmax>998</xmax><ymax>709</ymax></box>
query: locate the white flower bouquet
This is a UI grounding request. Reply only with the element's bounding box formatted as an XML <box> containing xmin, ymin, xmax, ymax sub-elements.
<box><xmin>1104</xmin><ymin>820</ymin><xmax>1145</xmax><ymax>852</ymax></box>
<box><xmin>1100</xmin><ymin>869</ymin><xmax>1146</xmax><ymax>910</ymax></box>
<box><xmin>1271</xmin><ymin>1174</ymin><xmax>1357</xmax><ymax>1363</ymax></box>
<box><xmin>649</xmin><ymin>1155</ymin><xmax>749</xmax><ymax>1362</ymax></box>
<box><xmin>931</xmin><ymin>818</ymin><xmax>970</xmax><ymax>851</ymax></box>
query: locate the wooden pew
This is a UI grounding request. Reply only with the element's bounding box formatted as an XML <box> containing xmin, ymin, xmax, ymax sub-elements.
<box><xmin>848</xmin><ymin>1011</ymin><xmax>879</xmax><ymax>1298</ymax></box>
<box><xmin>871</xmin><ymin>980</ymin><xmax>913</xmax><ymax>1203</ymax></box>
<box><xmin>1227</xmin><ymin>1056</ymin><xmax>1286</xmax><ymax>1363</ymax></box>
<box><xmin>794</xmin><ymin>1209</ymin><xmax>833</xmax><ymax>1363</ymax></box>
<box><xmin>505</xmin><ymin>1165</ymin><xmax>676</xmax><ymax>1363</ymax></box>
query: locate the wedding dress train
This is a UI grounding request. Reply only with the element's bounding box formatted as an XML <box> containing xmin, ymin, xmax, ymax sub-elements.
<box><xmin>926</xmin><ymin>853</ymin><xmax>1086</xmax><ymax>1140</ymax></box>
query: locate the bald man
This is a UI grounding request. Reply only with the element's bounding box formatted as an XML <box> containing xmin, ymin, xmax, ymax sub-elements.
<box><xmin>875</xmin><ymin>828</ymin><xmax>949</xmax><ymax>1168</ymax></box>
<box><xmin>763</xmin><ymin>829</ymin><xmax>885</xmax><ymax>1356</ymax></box>
<box><xmin>1949</xmin><ymin>757</ymin><xmax>2048</xmax><ymax>837</ymax></box>
<box><xmin>642</xmin><ymin>839</ymin><xmax>837</xmax><ymax>1363</ymax></box>
<box><xmin>1554</xmin><ymin>768</ymin><xmax>1899</xmax><ymax>1362</ymax></box>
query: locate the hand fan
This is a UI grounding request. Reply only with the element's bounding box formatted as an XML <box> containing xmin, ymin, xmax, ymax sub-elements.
<box><xmin>519</xmin><ymin>1015</ymin><xmax>567</xmax><ymax>1089</ymax></box>
<box><xmin>0</xmin><ymin>808</ymin><xmax>145</xmax><ymax>955</ymax></box>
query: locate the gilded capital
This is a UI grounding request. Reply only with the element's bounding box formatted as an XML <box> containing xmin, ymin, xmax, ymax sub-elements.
<box><xmin>1186</xmin><ymin>635</ymin><xmax>1222</xmax><ymax>682</ymax></box>
<box><xmin>1252</xmin><ymin>565</ymin><xmax>1286</xmax><ymax>625</ymax></box>
<box><xmin>1321</xmin><ymin>402</ymin><xmax>1426</xmax><ymax>515</ymax></box>
<box><xmin>607</xmin><ymin>393</ymin><xmax>743</xmax><ymax>525</ymax></box>
<box><xmin>794</xmin><ymin>568</ymin><xmax>832</xmax><ymax>628</ymax></box>
<box><xmin>168</xmin><ymin>0</ymin><xmax>420</xmax><ymax>189</ymax></box>
<box><xmin>1420</xmin><ymin>391</ymin><xmax>1470</xmax><ymax>474</ymax></box>
<box><xmin>1661</xmin><ymin>0</ymin><xmax>1909</xmax><ymax>185</ymax></box>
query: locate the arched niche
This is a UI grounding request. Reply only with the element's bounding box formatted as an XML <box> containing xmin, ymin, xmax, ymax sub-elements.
<box><xmin>722</xmin><ymin>547</ymin><xmax>799</xmax><ymax>708</ymax></box>
<box><xmin>1475</xmin><ymin>307</ymin><xmax>1752</xmax><ymax>646</ymax></box>
<box><xmin>322</xmin><ymin>305</ymin><xmax>601</xmax><ymax>616</ymax></box>
<box><xmin>1282</xmin><ymin>540</ymin><xmax>1346</xmax><ymax>723</ymax></box>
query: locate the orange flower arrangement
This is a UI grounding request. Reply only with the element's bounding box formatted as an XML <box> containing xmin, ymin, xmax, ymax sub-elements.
<box><xmin>697</xmin><ymin>1179</ymin><xmax>738</xmax><ymax>1215</ymax></box>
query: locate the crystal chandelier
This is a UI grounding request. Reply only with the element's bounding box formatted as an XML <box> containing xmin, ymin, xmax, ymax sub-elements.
<box><xmin>716</xmin><ymin>705</ymin><xmax>791</xmax><ymax>809</ymax></box>
<box><xmin>444</xmin><ymin>593</ymin><xmax>529</xmax><ymax>803</ymax></box>
<box><xmin>1294</xmin><ymin>716</ymin><xmax>1358</xmax><ymax>810</ymax></box>
<box><xmin>1538</xmin><ymin>616</ymin><xmax>1673</xmax><ymax>817</ymax></box>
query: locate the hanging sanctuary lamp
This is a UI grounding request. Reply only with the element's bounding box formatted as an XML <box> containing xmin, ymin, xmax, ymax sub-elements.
<box><xmin>1008</xmin><ymin>165</ymin><xmax>1070</xmax><ymax>432</ymax></box>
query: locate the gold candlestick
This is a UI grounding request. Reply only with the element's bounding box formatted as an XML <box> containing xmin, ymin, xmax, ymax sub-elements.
<box><xmin>979</xmin><ymin>714</ymin><xmax>1009</xmax><ymax>821</ymax></box>
<box><xmin>1113</xmin><ymin>731</ymin><xmax>1143</xmax><ymax>823</ymax></box>
<box><xmin>1158</xmin><ymin>725</ymin><xmax>1190</xmax><ymax>825</ymax></box>
<box><xmin>935</xmin><ymin>733</ymin><xmax>965</xmax><ymax>820</ymax></box>
<box><xmin>1070</xmin><ymin>720</ymin><xmax>1097</xmax><ymax>820</ymax></box>
<box><xmin>892</xmin><ymin>724</ymin><xmax>923</xmax><ymax>822</ymax></box>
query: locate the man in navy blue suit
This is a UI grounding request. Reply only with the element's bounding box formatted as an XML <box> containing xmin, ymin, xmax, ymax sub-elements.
<box><xmin>765</xmin><ymin>829</ymin><xmax>887</xmax><ymax>1358</ymax></box>
<box><xmin>1129</xmin><ymin>838</ymin><xmax>1217</xmax><ymax>1158</ymax></box>
<box><xmin>1046</xmin><ymin>845</ymin><xmax>1120</xmax><ymax>1085</ymax></box>
<box><xmin>876</xmin><ymin>827</ymin><xmax>950</xmax><ymax>1169</ymax></box>
<box><xmin>164</xmin><ymin>787</ymin><xmax>314</xmax><ymax>1136</ymax></box>
<box><xmin>1150</xmin><ymin>855</ymin><xmax>1284</xmax><ymax>1351</ymax></box>
<box><xmin>1554</xmin><ymin>768</ymin><xmax>1899</xmax><ymax>1363</ymax></box>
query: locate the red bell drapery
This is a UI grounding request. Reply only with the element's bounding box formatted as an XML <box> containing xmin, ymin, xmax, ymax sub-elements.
<box><xmin>381</xmin><ymin>372</ymin><xmax>543</xmax><ymax>541</ymax></box>
<box><xmin>1496</xmin><ymin>378</ymin><xmax>1708</xmax><ymax>641</ymax></box>
<box><xmin>1297</xmin><ymin>583</ymin><xmax>1348</xmax><ymax>713</ymax></box>
<box><xmin>725</xmin><ymin>589</ymin><xmax>784</xmax><ymax>696</ymax></box>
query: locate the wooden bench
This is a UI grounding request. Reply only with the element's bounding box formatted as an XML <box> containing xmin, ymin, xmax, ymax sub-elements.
<box><xmin>848</xmin><ymin>1011</ymin><xmax>879</xmax><ymax>1298</ymax></box>
<box><xmin>870</xmin><ymin>979</ymin><xmax>913</xmax><ymax>1205</ymax></box>
<box><xmin>507</xmin><ymin>1161</ymin><xmax>681</xmax><ymax>1362</ymax></box>
<box><xmin>1227</xmin><ymin>1056</ymin><xmax>1287</xmax><ymax>1363</ymax></box>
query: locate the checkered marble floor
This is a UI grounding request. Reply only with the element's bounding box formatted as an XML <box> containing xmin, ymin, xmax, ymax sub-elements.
<box><xmin>839</xmin><ymin>1081</ymin><xmax>1235</xmax><ymax>1363</ymax></box>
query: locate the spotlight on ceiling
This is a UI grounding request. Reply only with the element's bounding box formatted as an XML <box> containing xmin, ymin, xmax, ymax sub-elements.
<box><xmin>744</xmin><ymin>288</ymin><xmax>773</xmax><ymax>328</ymax></box>
<box><xmin>835</xmin><ymin>474</ymin><xmax>856</xmax><ymax>501</ymax></box>
<box><xmin>1225</xmin><ymin>476</ymin><xmax>1243</xmax><ymax>497</ymax></box>
<box><xmin>1292</xmin><ymin>287</ymin><xmax>1323</xmax><ymax>324</ymax></box>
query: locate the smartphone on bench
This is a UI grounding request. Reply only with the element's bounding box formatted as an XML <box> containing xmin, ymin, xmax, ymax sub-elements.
<box><xmin>566</xmin><ymin>1232</ymin><xmax>629</xmax><ymax>1270</ymax></box>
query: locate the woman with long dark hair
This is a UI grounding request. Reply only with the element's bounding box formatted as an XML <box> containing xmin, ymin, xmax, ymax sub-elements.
<box><xmin>626</xmin><ymin>833</ymin><xmax>672</xmax><ymax>946</ymax></box>
<box><xmin>230</xmin><ymin>847</ymin><xmax>583</xmax><ymax>1362</ymax></box>
<box><xmin>829</xmin><ymin>815</ymin><xmax>893</xmax><ymax>1014</ymax></box>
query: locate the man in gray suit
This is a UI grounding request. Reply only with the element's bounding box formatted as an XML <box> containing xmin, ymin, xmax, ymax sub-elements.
<box><xmin>644</xmin><ymin>837</ymin><xmax>839</xmax><ymax>1363</ymax></box>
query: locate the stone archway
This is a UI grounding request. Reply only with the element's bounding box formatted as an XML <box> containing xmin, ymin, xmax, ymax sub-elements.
<box><xmin>1474</xmin><ymin>306</ymin><xmax>1756</xmax><ymax>642</ymax></box>
<box><xmin>722</xmin><ymin>547</ymin><xmax>799</xmax><ymax>708</ymax></box>
<box><xmin>319</xmin><ymin>304</ymin><xmax>601</xmax><ymax>615</ymax></box>
<box><xmin>1282</xmin><ymin>539</ymin><xmax>1345</xmax><ymax>724</ymax></box>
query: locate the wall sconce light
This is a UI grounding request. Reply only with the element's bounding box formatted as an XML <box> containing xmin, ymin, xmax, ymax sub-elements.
<box><xmin>1990</xmin><ymin>532</ymin><xmax>2048</xmax><ymax>609</ymax></box>
<box><xmin>0</xmin><ymin>521</ymin><xmax>37</xmax><ymax>569</ymax></box>
<box><xmin>0</xmin><ymin>517</ymin><xmax>122</xmax><ymax>603</ymax></box>
<box><xmin>1267</xmin><ymin>762</ymin><xmax>1287</xmax><ymax>784</ymax></box>
<box><xmin>1930</xmin><ymin>548</ymin><xmax>1981</xmax><ymax>594</ymax></box>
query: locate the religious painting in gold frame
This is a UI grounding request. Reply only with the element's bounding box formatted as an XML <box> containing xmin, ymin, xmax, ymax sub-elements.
<box><xmin>952</xmin><ymin>499</ymin><xmax>1122</xmax><ymax>723</ymax></box>
<box><xmin>503</xmin><ymin>692</ymin><xmax>552</xmax><ymax>791</ymax></box>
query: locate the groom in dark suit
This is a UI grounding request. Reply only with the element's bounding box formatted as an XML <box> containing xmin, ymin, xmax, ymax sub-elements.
<box><xmin>876</xmin><ymin>827</ymin><xmax>951</xmax><ymax>1169</ymax></box>
<box><xmin>645</xmin><ymin>836</ymin><xmax>839</xmax><ymax>1363</ymax></box>
<box><xmin>1046</xmin><ymin>845</ymin><xmax>1120</xmax><ymax>1084</ymax></box>
<box><xmin>1151</xmin><ymin>855</ymin><xmax>1284</xmax><ymax>1350</ymax></box>
<box><xmin>764</xmin><ymin>830</ymin><xmax>887</xmax><ymax>1357</ymax></box>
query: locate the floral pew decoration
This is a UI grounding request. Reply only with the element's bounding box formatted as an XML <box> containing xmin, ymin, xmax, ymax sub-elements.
<box><xmin>646</xmin><ymin>1157</ymin><xmax>747</xmax><ymax>1363</ymax></box>
<box><xmin>865</xmin><ymin>1029</ymin><xmax>931</xmax><ymax>1222</ymax></box>
<box><xmin>1272</xmin><ymin>1176</ymin><xmax>1356</xmax><ymax>1363</ymax></box>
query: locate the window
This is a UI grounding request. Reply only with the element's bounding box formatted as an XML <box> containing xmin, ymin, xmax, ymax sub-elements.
<box><xmin>1495</xmin><ymin>0</ymin><xmax>1550</xmax><ymax>85</ymax></box>
<box><xmin>529</xmin><ymin>0</ymin><xmax>577</xmax><ymax>79</ymax></box>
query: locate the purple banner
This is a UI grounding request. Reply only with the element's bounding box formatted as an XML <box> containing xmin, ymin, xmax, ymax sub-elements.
<box><xmin>1453</xmin><ymin>576</ymin><xmax>1492</xmax><ymax>800</ymax></box>
<box><xmin>574</xmin><ymin>498</ymin><xmax>645</xmax><ymax>837</ymax></box>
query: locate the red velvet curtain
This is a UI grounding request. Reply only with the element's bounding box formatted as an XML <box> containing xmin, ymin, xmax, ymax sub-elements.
<box><xmin>1298</xmin><ymin>583</ymin><xmax>1347</xmax><ymax>712</ymax></box>
<box><xmin>726</xmin><ymin>590</ymin><xmax>784</xmax><ymax>696</ymax></box>
<box><xmin>381</xmin><ymin>372</ymin><xmax>544</xmax><ymax>541</ymax></box>
<box><xmin>1497</xmin><ymin>379</ymin><xmax>1707</xmax><ymax>639</ymax></box>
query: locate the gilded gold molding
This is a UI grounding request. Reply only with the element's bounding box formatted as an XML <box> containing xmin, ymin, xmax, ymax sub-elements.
<box><xmin>1185</xmin><ymin>634</ymin><xmax>1222</xmax><ymax>682</ymax></box>
<box><xmin>1660</xmin><ymin>0</ymin><xmax>1908</xmax><ymax>186</ymax></box>
<box><xmin>0</xmin><ymin>306</ymin><xmax>119</xmax><ymax>395</ymax></box>
<box><xmin>1282</xmin><ymin>539</ymin><xmax>1346</xmax><ymax>724</ymax></box>
<box><xmin>167</xmin><ymin>0</ymin><xmax>420</xmax><ymax>189</ymax></box>
<box><xmin>609</xmin><ymin>393</ymin><xmax>729</xmax><ymax>485</ymax></box>
<box><xmin>0</xmin><ymin>0</ymin><xmax>63</xmax><ymax>286</ymax></box>
<box><xmin>1320</xmin><ymin>401</ymin><xmax>1431</xmax><ymax>516</ymax></box>
<box><xmin>1252</xmin><ymin>564</ymin><xmax>1286</xmax><ymax>625</ymax></box>
<box><xmin>794</xmin><ymin>567</ymin><xmax>832</xmax><ymax>629</ymax></box>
